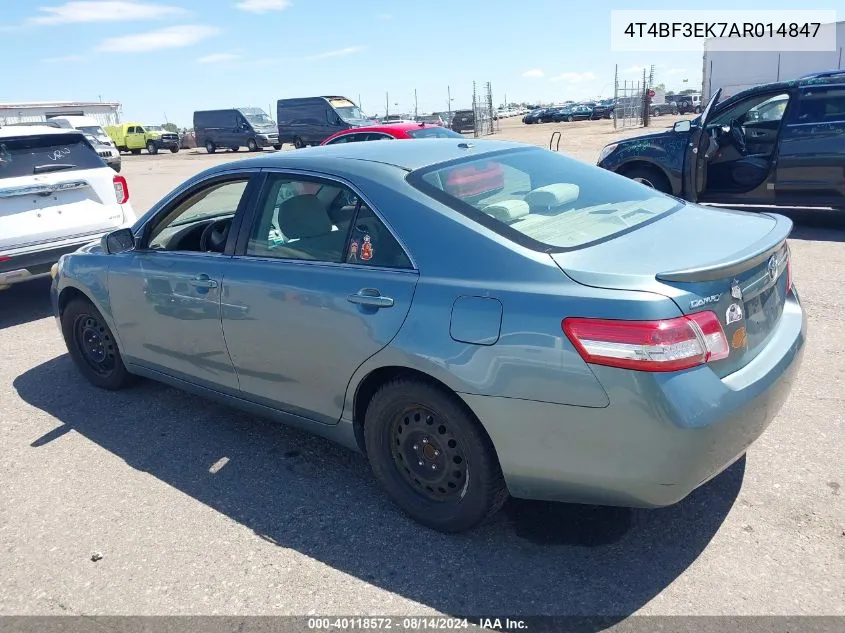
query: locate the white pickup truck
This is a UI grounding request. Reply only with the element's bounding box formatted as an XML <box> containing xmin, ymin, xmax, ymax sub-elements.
<box><xmin>0</xmin><ymin>125</ymin><xmax>136</xmax><ymax>290</ymax></box>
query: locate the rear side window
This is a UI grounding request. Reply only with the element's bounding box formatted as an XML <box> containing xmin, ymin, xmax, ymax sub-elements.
<box><xmin>406</xmin><ymin>127</ymin><xmax>463</xmax><ymax>139</ymax></box>
<box><xmin>0</xmin><ymin>134</ymin><xmax>104</xmax><ymax>179</ymax></box>
<box><xmin>408</xmin><ymin>148</ymin><xmax>681</xmax><ymax>251</ymax></box>
<box><xmin>791</xmin><ymin>88</ymin><xmax>845</xmax><ymax>124</ymax></box>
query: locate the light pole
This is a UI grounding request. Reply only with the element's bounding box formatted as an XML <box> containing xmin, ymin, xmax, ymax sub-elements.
<box><xmin>414</xmin><ymin>89</ymin><xmax>418</xmax><ymax>119</ymax></box>
<box><xmin>385</xmin><ymin>92</ymin><xmax>389</xmax><ymax>119</ymax></box>
<box><xmin>447</xmin><ymin>85</ymin><xmax>454</xmax><ymax>120</ymax></box>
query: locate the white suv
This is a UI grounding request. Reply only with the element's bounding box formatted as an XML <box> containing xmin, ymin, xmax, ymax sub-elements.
<box><xmin>50</xmin><ymin>115</ymin><xmax>122</xmax><ymax>172</ymax></box>
<box><xmin>0</xmin><ymin>125</ymin><xmax>135</xmax><ymax>290</ymax></box>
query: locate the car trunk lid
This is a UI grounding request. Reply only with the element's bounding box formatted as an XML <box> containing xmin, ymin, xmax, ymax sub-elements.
<box><xmin>550</xmin><ymin>204</ymin><xmax>792</xmax><ymax>377</ymax></box>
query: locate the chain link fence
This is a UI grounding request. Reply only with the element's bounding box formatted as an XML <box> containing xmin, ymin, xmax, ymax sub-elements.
<box><xmin>471</xmin><ymin>81</ymin><xmax>498</xmax><ymax>137</ymax></box>
<box><xmin>613</xmin><ymin>65</ymin><xmax>648</xmax><ymax>130</ymax></box>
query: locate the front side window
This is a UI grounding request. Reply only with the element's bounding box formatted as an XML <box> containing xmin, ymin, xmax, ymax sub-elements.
<box><xmin>326</xmin><ymin>134</ymin><xmax>355</xmax><ymax>145</ymax></box>
<box><xmin>147</xmin><ymin>179</ymin><xmax>249</xmax><ymax>251</ymax></box>
<box><xmin>710</xmin><ymin>92</ymin><xmax>790</xmax><ymax>126</ymax></box>
<box><xmin>409</xmin><ymin>148</ymin><xmax>681</xmax><ymax>251</ymax></box>
<box><xmin>247</xmin><ymin>174</ymin><xmax>412</xmax><ymax>268</ymax></box>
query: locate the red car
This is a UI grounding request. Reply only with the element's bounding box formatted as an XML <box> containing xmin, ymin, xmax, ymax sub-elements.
<box><xmin>320</xmin><ymin>123</ymin><xmax>504</xmax><ymax>199</ymax></box>
<box><xmin>320</xmin><ymin>122</ymin><xmax>461</xmax><ymax>145</ymax></box>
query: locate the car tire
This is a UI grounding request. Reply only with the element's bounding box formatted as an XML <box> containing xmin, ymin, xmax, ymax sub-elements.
<box><xmin>694</xmin><ymin>106</ymin><xmax>701</xmax><ymax>114</ymax></box>
<box><xmin>247</xmin><ymin>138</ymin><xmax>259</xmax><ymax>152</ymax></box>
<box><xmin>205</xmin><ymin>140</ymin><xmax>216</xmax><ymax>154</ymax></box>
<box><xmin>230</xmin><ymin>146</ymin><xmax>239</xmax><ymax>152</ymax></box>
<box><xmin>61</xmin><ymin>297</ymin><xmax>135</xmax><ymax>391</ymax></box>
<box><xmin>131</xmin><ymin>149</ymin><xmax>141</xmax><ymax>155</ymax></box>
<box><xmin>624</xmin><ymin>165</ymin><xmax>671</xmax><ymax>193</ymax></box>
<box><xmin>364</xmin><ymin>378</ymin><xmax>508</xmax><ymax>533</ymax></box>
<box><xmin>293</xmin><ymin>137</ymin><xmax>305</xmax><ymax>149</ymax></box>
<box><xmin>169</xmin><ymin>146</ymin><xmax>179</xmax><ymax>153</ymax></box>
<box><xmin>273</xmin><ymin>144</ymin><xmax>282</xmax><ymax>150</ymax></box>
<box><xmin>651</xmin><ymin>108</ymin><xmax>660</xmax><ymax>117</ymax></box>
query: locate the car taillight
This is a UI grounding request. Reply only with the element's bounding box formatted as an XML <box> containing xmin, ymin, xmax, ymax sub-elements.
<box><xmin>113</xmin><ymin>174</ymin><xmax>129</xmax><ymax>204</ymax></box>
<box><xmin>562</xmin><ymin>311</ymin><xmax>729</xmax><ymax>373</ymax></box>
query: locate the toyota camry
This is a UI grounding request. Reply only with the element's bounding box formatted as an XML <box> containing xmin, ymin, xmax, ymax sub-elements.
<box><xmin>51</xmin><ymin>139</ymin><xmax>806</xmax><ymax>533</ymax></box>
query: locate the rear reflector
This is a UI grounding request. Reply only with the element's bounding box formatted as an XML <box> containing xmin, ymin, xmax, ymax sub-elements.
<box><xmin>786</xmin><ymin>246</ymin><xmax>793</xmax><ymax>294</ymax></box>
<box><xmin>563</xmin><ymin>311</ymin><xmax>729</xmax><ymax>372</ymax></box>
<box><xmin>113</xmin><ymin>174</ymin><xmax>129</xmax><ymax>204</ymax></box>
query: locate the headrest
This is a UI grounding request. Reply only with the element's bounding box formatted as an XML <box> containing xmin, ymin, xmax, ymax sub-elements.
<box><xmin>278</xmin><ymin>194</ymin><xmax>332</xmax><ymax>239</ymax></box>
<box><xmin>482</xmin><ymin>199</ymin><xmax>530</xmax><ymax>222</ymax></box>
<box><xmin>526</xmin><ymin>183</ymin><xmax>580</xmax><ymax>209</ymax></box>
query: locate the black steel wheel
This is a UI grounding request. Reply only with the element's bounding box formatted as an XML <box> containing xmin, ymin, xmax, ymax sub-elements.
<box><xmin>390</xmin><ymin>406</ymin><xmax>469</xmax><ymax>502</ymax></box>
<box><xmin>364</xmin><ymin>378</ymin><xmax>508</xmax><ymax>533</ymax></box>
<box><xmin>247</xmin><ymin>138</ymin><xmax>259</xmax><ymax>152</ymax></box>
<box><xmin>61</xmin><ymin>297</ymin><xmax>135</xmax><ymax>390</ymax></box>
<box><xmin>293</xmin><ymin>137</ymin><xmax>305</xmax><ymax>149</ymax></box>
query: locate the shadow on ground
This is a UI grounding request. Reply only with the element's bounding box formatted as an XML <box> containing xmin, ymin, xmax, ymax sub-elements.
<box><xmin>0</xmin><ymin>278</ymin><xmax>53</xmax><ymax>330</ymax></box>
<box><xmin>15</xmin><ymin>355</ymin><xmax>745</xmax><ymax>626</ymax></box>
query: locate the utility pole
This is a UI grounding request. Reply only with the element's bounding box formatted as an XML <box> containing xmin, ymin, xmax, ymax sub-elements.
<box><xmin>414</xmin><ymin>89</ymin><xmax>418</xmax><ymax>119</ymax></box>
<box><xmin>385</xmin><ymin>92</ymin><xmax>389</xmax><ymax>118</ymax></box>
<box><xmin>358</xmin><ymin>93</ymin><xmax>362</xmax><ymax>110</ymax></box>
<box><xmin>447</xmin><ymin>85</ymin><xmax>452</xmax><ymax>119</ymax></box>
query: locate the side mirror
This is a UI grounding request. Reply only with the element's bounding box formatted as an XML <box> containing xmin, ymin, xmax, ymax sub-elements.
<box><xmin>673</xmin><ymin>120</ymin><xmax>691</xmax><ymax>132</ymax></box>
<box><xmin>102</xmin><ymin>228</ymin><xmax>135</xmax><ymax>254</ymax></box>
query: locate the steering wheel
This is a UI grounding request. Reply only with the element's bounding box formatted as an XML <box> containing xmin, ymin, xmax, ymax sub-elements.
<box><xmin>199</xmin><ymin>218</ymin><xmax>231</xmax><ymax>253</ymax></box>
<box><xmin>730</xmin><ymin>119</ymin><xmax>747</xmax><ymax>156</ymax></box>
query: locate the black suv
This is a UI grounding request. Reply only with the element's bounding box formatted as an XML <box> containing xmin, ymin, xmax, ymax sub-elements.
<box><xmin>597</xmin><ymin>70</ymin><xmax>845</xmax><ymax>210</ymax></box>
<box><xmin>451</xmin><ymin>109</ymin><xmax>475</xmax><ymax>133</ymax></box>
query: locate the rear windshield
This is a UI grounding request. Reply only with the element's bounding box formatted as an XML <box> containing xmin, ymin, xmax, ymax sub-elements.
<box><xmin>408</xmin><ymin>148</ymin><xmax>682</xmax><ymax>251</ymax></box>
<box><xmin>0</xmin><ymin>134</ymin><xmax>104</xmax><ymax>179</ymax></box>
<box><xmin>406</xmin><ymin>126</ymin><xmax>464</xmax><ymax>139</ymax></box>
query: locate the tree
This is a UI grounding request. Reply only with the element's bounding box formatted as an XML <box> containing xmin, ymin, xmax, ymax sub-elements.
<box><xmin>653</xmin><ymin>83</ymin><xmax>666</xmax><ymax>92</ymax></box>
<box><xmin>161</xmin><ymin>122</ymin><xmax>179</xmax><ymax>133</ymax></box>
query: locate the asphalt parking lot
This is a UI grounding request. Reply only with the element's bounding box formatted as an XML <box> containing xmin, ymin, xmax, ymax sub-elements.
<box><xmin>1</xmin><ymin>117</ymin><xmax>843</xmax><ymax>618</ymax></box>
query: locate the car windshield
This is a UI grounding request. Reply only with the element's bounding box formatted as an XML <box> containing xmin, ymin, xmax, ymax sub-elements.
<box><xmin>78</xmin><ymin>125</ymin><xmax>107</xmax><ymax>136</ymax></box>
<box><xmin>146</xmin><ymin>125</ymin><xmax>163</xmax><ymax>132</ymax></box>
<box><xmin>335</xmin><ymin>106</ymin><xmax>366</xmax><ymax>121</ymax></box>
<box><xmin>0</xmin><ymin>134</ymin><xmax>104</xmax><ymax>179</ymax></box>
<box><xmin>408</xmin><ymin>148</ymin><xmax>682</xmax><ymax>251</ymax></box>
<box><xmin>406</xmin><ymin>126</ymin><xmax>464</xmax><ymax>139</ymax></box>
<box><xmin>245</xmin><ymin>113</ymin><xmax>275</xmax><ymax>127</ymax></box>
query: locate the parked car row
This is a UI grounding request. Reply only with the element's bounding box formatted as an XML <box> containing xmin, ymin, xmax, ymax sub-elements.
<box><xmin>523</xmin><ymin>100</ymin><xmax>614</xmax><ymax>124</ymax></box>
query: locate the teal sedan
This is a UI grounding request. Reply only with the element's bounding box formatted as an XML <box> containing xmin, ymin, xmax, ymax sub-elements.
<box><xmin>51</xmin><ymin>139</ymin><xmax>806</xmax><ymax>533</ymax></box>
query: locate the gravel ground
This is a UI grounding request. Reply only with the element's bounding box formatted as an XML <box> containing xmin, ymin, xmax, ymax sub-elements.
<box><xmin>0</xmin><ymin>116</ymin><xmax>842</xmax><ymax>619</ymax></box>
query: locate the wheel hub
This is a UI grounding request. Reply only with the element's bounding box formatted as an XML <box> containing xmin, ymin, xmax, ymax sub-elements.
<box><xmin>391</xmin><ymin>407</ymin><xmax>467</xmax><ymax>501</ymax></box>
<box><xmin>74</xmin><ymin>314</ymin><xmax>115</xmax><ymax>376</ymax></box>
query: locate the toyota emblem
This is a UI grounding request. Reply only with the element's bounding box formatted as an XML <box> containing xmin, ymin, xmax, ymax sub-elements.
<box><xmin>767</xmin><ymin>255</ymin><xmax>778</xmax><ymax>281</ymax></box>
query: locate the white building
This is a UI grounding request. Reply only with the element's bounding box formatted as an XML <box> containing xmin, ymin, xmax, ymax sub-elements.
<box><xmin>702</xmin><ymin>21</ymin><xmax>844</xmax><ymax>101</ymax></box>
<box><xmin>0</xmin><ymin>101</ymin><xmax>122</xmax><ymax>127</ymax></box>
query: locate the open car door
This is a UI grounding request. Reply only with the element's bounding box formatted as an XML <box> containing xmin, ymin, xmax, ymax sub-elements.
<box><xmin>682</xmin><ymin>89</ymin><xmax>721</xmax><ymax>203</ymax></box>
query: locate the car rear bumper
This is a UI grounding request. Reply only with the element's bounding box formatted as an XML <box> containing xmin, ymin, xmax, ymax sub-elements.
<box><xmin>462</xmin><ymin>291</ymin><xmax>806</xmax><ymax>507</ymax></box>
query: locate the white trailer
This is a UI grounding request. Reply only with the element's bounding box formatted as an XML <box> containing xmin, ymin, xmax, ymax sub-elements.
<box><xmin>0</xmin><ymin>101</ymin><xmax>122</xmax><ymax>127</ymax></box>
<box><xmin>702</xmin><ymin>21</ymin><xmax>844</xmax><ymax>101</ymax></box>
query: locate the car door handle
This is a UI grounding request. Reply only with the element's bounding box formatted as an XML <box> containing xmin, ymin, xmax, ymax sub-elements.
<box><xmin>347</xmin><ymin>288</ymin><xmax>394</xmax><ymax>308</ymax></box>
<box><xmin>190</xmin><ymin>274</ymin><xmax>218</xmax><ymax>289</ymax></box>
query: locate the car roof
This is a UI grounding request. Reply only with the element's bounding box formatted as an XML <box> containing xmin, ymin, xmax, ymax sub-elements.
<box><xmin>0</xmin><ymin>125</ymin><xmax>81</xmax><ymax>139</ymax></box>
<box><xmin>210</xmin><ymin>138</ymin><xmax>529</xmax><ymax>173</ymax></box>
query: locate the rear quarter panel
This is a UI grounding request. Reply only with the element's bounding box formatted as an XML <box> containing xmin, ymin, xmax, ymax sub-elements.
<box><xmin>332</xmin><ymin>162</ymin><xmax>684</xmax><ymax>415</ymax></box>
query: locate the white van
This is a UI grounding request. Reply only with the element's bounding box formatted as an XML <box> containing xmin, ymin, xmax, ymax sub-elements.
<box><xmin>49</xmin><ymin>115</ymin><xmax>122</xmax><ymax>172</ymax></box>
<box><xmin>0</xmin><ymin>125</ymin><xmax>135</xmax><ymax>290</ymax></box>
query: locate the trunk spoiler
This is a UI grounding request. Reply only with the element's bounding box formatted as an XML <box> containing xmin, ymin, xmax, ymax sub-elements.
<box><xmin>656</xmin><ymin>213</ymin><xmax>792</xmax><ymax>282</ymax></box>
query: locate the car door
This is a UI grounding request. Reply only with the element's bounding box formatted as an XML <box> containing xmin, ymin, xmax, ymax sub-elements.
<box><xmin>221</xmin><ymin>171</ymin><xmax>419</xmax><ymax>424</ymax></box>
<box><xmin>775</xmin><ymin>85</ymin><xmax>845</xmax><ymax>205</ymax></box>
<box><xmin>129</xmin><ymin>126</ymin><xmax>146</xmax><ymax>150</ymax></box>
<box><xmin>108</xmin><ymin>173</ymin><xmax>258</xmax><ymax>392</ymax></box>
<box><xmin>682</xmin><ymin>89</ymin><xmax>721</xmax><ymax>202</ymax></box>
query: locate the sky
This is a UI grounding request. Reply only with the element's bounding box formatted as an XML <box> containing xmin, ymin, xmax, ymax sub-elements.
<box><xmin>1</xmin><ymin>0</ymin><xmax>838</xmax><ymax>127</ymax></box>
